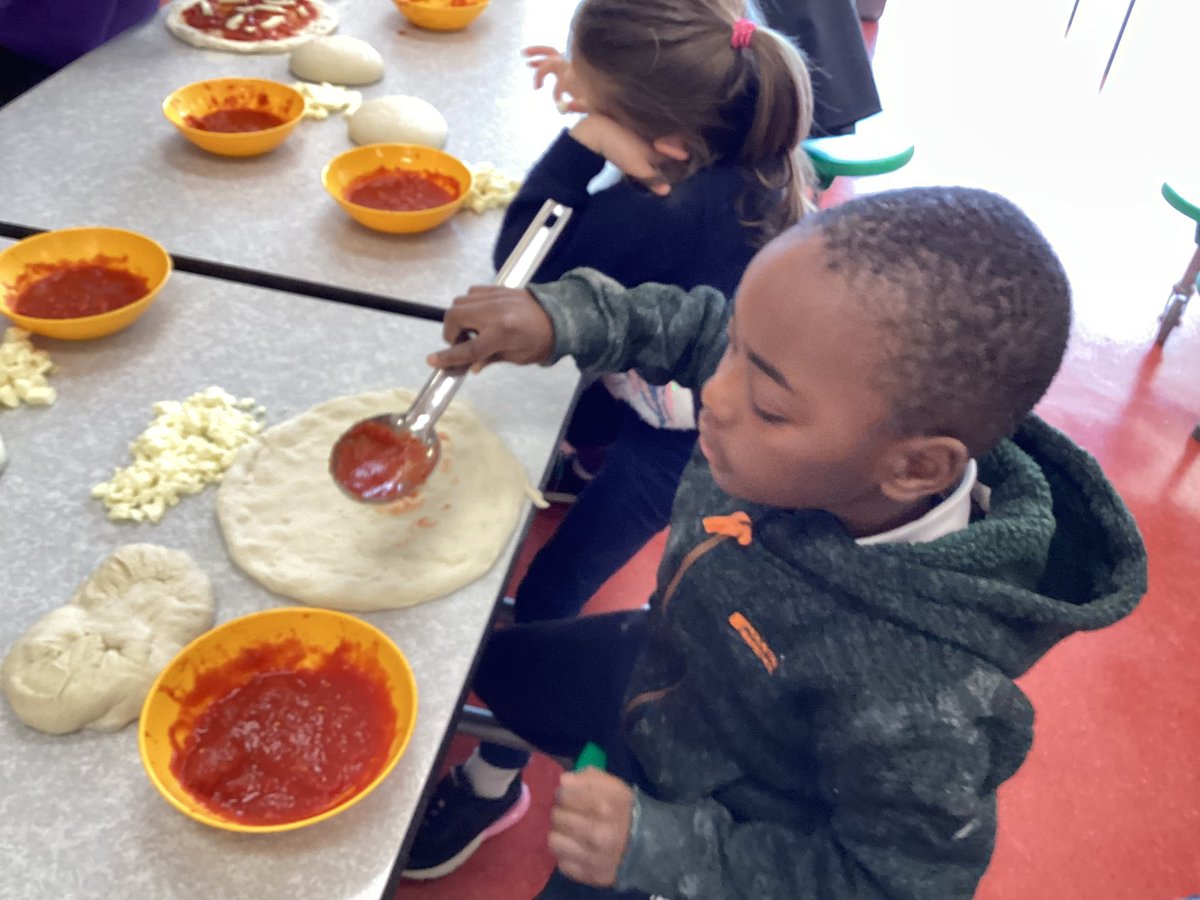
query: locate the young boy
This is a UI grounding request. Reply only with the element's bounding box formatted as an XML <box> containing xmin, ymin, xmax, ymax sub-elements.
<box><xmin>404</xmin><ymin>187</ymin><xmax>1148</xmax><ymax>898</ymax></box>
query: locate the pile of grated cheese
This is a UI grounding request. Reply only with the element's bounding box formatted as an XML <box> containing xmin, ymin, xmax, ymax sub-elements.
<box><xmin>462</xmin><ymin>163</ymin><xmax>522</xmax><ymax>213</ymax></box>
<box><xmin>92</xmin><ymin>387</ymin><xmax>264</xmax><ymax>523</ymax></box>
<box><xmin>292</xmin><ymin>81</ymin><xmax>363</xmax><ymax>120</ymax></box>
<box><xmin>0</xmin><ymin>327</ymin><xmax>56</xmax><ymax>409</ymax></box>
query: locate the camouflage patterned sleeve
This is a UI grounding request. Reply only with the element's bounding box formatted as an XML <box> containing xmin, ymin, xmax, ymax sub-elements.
<box><xmin>528</xmin><ymin>267</ymin><xmax>731</xmax><ymax>393</ymax></box>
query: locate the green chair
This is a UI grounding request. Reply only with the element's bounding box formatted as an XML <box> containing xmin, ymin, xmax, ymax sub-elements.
<box><xmin>802</xmin><ymin>121</ymin><xmax>915</xmax><ymax>191</ymax></box>
<box><xmin>1157</xmin><ymin>181</ymin><xmax>1200</xmax><ymax>346</ymax></box>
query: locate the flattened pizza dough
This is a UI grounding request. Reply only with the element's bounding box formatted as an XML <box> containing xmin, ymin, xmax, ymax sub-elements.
<box><xmin>166</xmin><ymin>0</ymin><xmax>338</xmax><ymax>54</ymax></box>
<box><xmin>1</xmin><ymin>545</ymin><xmax>214</xmax><ymax>735</ymax></box>
<box><xmin>218</xmin><ymin>390</ymin><xmax>532</xmax><ymax>611</ymax></box>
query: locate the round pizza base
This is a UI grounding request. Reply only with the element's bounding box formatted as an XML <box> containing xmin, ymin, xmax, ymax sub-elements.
<box><xmin>218</xmin><ymin>389</ymin><xmax>531</xmax><ymax>611</ymax></box>
<box><xmin>166</xmin><ymin>0</ymin><xmax>339</xmax><ymax>54</ymax></box>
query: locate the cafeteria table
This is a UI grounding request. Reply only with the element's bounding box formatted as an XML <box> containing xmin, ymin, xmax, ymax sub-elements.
<box><xmin>0</xmin><ymin>241</ymin><xmax>579</xmax><ymax>900</ymax></box>
<box><xmin>0</xmin><ymin>0</ymin><xmax>574</xmax><ymax>310</ymax></box>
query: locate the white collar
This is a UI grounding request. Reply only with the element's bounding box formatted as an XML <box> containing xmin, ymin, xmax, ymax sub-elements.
<box><xmin>856</xmin><ymin>459</ymin><xmax>980</xmax><ymax>546</ymax></box>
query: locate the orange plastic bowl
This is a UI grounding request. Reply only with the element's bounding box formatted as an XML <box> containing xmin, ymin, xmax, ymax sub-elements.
<box><xmin>139</xmin><ymin>607</ymin><xmax>418</xmax><ymax>833</ymax></box>
<box><xmin>163</xmin><ymin>78</ymin><xmax>305</xmax><ymax>157</ymax></box>
<box><xmin>0</xmin><ymin>227</ymin><xmax>172</xmax><ymax>340</ymax></box>
<box><xmin>321</xmin><ymin>143</ymin><xmax>472</xmax><ymax>234</ymax></box>
<box><xmin>392</xmin><ymin>0</ymin><xmax>490</xmax><ymax>31</ymax></box>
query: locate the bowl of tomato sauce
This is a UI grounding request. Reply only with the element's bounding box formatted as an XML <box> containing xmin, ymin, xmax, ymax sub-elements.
<box><xmin>163</xmin><ymin>78</ymin><xmax>305</xmax><ymax>157</ymax></box>
<box><xmin>322</xmin><ymin>143</ymin><xmax>472</xmax><ymax>234</ymax></box>
<box><xmin>392</xmin><ymin>0</ymin><xmax>491</xmax><ymax>32</ymax></box>
<box><xmin>139</xmin><ymin>607</ymin><xmax>418</xmax><ymax>833</ymax></box>
<box><xmin>0</xmin><ymin>227</ymin><xmax>172</xmax><ymax>340</ymax></box>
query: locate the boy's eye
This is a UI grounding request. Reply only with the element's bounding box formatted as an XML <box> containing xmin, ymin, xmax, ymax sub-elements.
<box><xmin>753</xmin><ymin>406</ymin><xmax>788</xmax><ymax>425</ymax></box>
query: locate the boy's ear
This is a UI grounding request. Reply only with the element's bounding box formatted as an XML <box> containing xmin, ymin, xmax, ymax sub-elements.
<box><xmin>877</xmin><ymin>436</ymin><xmax>970</xmax><ymax>504</ymax></box>
<box><xmin>652</xmin><ymin>135</ymin><xmax>691</xmax><ymax>162</ymax></box>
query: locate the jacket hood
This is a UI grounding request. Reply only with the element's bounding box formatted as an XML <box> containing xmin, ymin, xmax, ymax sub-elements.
<box><xmin>753</xmin><ymin>416</ymin><xmax>1148</xmax><ymax>677</ymax></box>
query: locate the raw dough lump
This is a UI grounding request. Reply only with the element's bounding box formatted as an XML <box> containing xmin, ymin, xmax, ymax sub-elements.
<box><xmin>1</xmin><ymin>544</ymin><xmax>214</xmax><ymax>734</ymax></box>
<box><xmin>347</xmin><ymin>96</ymin><xmax>448</xmax><ymax>148</ymax></box>
<box><xmin>289</xmin><ymin>36</ymin><xmax>384</xmax><ymax>85</ymax></box>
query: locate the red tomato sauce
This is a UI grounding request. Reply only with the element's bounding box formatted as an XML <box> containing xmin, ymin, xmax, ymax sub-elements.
<box><xmin>185</xmin><ymin>108</ymin><xmax>285</xmax><ymax>132</ymax></box>
<box><xmin>345</xmin><ymin>168</ymin><xmax>460</xmax><ymax>212</ymax></box>
<box><xmin>10</xmin><ymin>257</ymin><xmax>149</xmax><ymax>319</ymax></box>
<box><xmin>182</xmin><ymin>1</ymin><xmax>318</xmax><ymax>41</ymax></box>
<box><xmin>168</xmin><ymin>639</ymin><xmax>397</xmax><ymax>826</ymax></box>
<box><xmin>334</xmin><ymin>421</ymin><xmax>437</xmax><ymax>502</ymax></box>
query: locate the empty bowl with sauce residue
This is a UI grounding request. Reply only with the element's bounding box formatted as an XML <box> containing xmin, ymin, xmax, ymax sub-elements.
<box><xmin>0</xmin><ymin>227</ymin><xmax>172</xmax><ymax>340</ymax></box>
<box><xmin>139</xmin><ymin>607</ymin><xmax>418</xmax><ymax>833</ymax></box>
<box><xmin>321</xmin><ymin>143</ymin><xmax>472</xmax><ymax>234</ymax></box>
<box><xmin>163</xmin><ymin>78</ymin><xmax>305</xmax><ymax>157</ymax></box>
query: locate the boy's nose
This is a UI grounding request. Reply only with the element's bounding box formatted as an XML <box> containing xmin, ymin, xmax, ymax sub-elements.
<box><xmin>699</xmin><ymin>369</ymin><xmax>734</xmax><ymax>426</ymax></box>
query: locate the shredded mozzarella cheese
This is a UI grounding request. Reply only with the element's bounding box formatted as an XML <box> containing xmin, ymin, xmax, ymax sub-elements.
<box><xmin>0</xmin><ymin>328</ymin><xmax>56</xmax><ymax>409</ymax></box>
<box><xmin>91</xmin><ymin>387</ymin><xmax>264</xmax><ymax>523</ymax></box>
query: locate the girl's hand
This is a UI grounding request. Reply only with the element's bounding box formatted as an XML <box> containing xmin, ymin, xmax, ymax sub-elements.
<box><xmin>570</xmin><ymin>115</ymin><xmax>687</xmax><ymax>196</ymax></box>
<box><xmin>426</xmin><ymin>286</ymin><xmax>555</xmax><ymax>373</ymax></box>
<box><xmin>523</xmin><ymin>45</ymin><xmax>587</xmax><ymax>113</ymax></box>
<box><xmin>548</xmin><ymin>769</ymin><xmax>634</xmax><ymax>887</ymax></box>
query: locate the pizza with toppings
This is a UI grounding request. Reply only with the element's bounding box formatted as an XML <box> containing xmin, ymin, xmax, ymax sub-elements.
<box><xmin>166</xmin><ymin>0</ymin><xmax>339</xmax><ymax>53</ymax></box>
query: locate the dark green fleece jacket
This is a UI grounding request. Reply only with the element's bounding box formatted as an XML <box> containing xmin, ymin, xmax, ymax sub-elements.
<box><xmin>528</xmin><ymin>269</ymin><xmax>1148</xmax><ymax>900</ymax></box>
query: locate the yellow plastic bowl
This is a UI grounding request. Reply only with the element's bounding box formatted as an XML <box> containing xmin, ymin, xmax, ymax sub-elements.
<box><xmin>0</xmin><ymin>227</ymin><xmax>172</xmax><ymax>340</ymax></box>
<box><xmin>322</xmin><ymin>143</ymin><xmax>472</xmax><ymax>234</ymax></box>
<box><xmin>392</xmin><ymin>0</ymin><xmax>490</xmax><ymax>31</ymax></box>
<box><xmin>139</xmin><ymin>607</ymin><xmax>418</xmax><ymax>834</ymax></box>
<box><xmin>163</xmin><ymin>78</ymin><xmax>305</xmax><ymax>157</ymax></box>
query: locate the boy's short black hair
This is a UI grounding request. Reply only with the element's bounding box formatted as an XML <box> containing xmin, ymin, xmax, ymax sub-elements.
<box><xmin>806</xmin><ymin>186</ymin><xmax>1072</xmax><ymax>456</ymax></box>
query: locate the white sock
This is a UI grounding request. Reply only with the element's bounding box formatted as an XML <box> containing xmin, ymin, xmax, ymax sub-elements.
<box><xmin>462</xmin><ymin>748</ymin><xmax>520</xmax><ymax>799</ymax></box>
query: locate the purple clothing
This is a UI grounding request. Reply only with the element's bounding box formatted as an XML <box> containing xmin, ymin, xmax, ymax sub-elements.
<box><xmin>0</xmin><ymin>0</ymin><xmax>159</xmax><ymax>69</ymax></box>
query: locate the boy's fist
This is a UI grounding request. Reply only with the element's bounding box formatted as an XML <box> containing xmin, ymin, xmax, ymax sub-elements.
<box><xmin>427</xmin><ymin>286</ymin><xmax>555</xmax><ymax>373</ymax></box>
<box><xmin>548</xmin><ymin>769</ymin><xmax>634</xmax><ymax>887</ymax></box>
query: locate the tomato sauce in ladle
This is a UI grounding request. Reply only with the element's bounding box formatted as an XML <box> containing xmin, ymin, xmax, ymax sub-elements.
<box><xmin>328</xmin><ymin>201</ymin><xmax>573</xmax><ymax>504</ymax></box>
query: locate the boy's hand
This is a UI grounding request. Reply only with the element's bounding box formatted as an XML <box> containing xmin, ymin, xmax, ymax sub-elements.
<box><xmin>426</xmin><ymin>286</ymin><xmax>555</xmax><ymax>373</ymax></box>
<box><xmin>548</xmin><ymin>769</ymin><xmax>634</xmax><ymax>887</ymax></box>
<box><xmin>524</xmin><ymin>45</ymin><xmax>587</xmax><ymax>113</ymax></box>
<box><xmin>570</xmin><ymin>116</ymin><xmax>687</xmax><ymax>197</ymax></box>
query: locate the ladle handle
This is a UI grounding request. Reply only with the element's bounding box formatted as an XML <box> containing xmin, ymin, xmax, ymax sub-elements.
<box><xmin>404</xmin><ymin>200</ymin><xmax>575</xmax><ymax>432</ymax></box>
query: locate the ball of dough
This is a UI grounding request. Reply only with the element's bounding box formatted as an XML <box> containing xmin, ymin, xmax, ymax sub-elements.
<box><xmin>1</xmin><ymin>544</ymin><xmax>214</xmax><ymax>735</ymax></box>
<box><xmin>289</xmin><ymin>35</ymin><xmax>384</xmax><ymax>86</ymax></box>
<box><xmin>348</xmin><ymin>96</ymin><xmax>448</xmax><ymax>149</ymax></box>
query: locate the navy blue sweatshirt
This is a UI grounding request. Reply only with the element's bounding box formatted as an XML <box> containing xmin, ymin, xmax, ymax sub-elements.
<box><xmin>493</xmin><ymin>129</ymin><xmax>761</xmax><ymax>297</ymax></box>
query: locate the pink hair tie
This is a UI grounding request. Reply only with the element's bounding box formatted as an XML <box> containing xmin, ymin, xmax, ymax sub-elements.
<box><xmin>731</xmin><ymin>18</ymin><xmax>756</xmax><ymax>50</ymax></box>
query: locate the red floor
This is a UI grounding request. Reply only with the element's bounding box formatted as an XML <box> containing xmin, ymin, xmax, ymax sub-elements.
<box><xmin>398</xmin><ymin>1</ymin><xmax>1200</xmax><ymax>897</ymax></box>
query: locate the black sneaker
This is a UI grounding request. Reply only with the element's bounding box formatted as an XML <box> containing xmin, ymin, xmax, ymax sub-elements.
<box><xmin>543</xmin><ymin>454</ymin><xmax>596</xmax><ymax>505</ymax></box>
<box><xmin>402</xmin><ymin>765</ymin><xmax>530</xmax><ymax>880</ymax></box>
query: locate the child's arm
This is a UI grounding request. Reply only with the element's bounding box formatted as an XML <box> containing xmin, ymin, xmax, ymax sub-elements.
<box><xmin>492</xmin><ymin>130</ymin><xmax>606</xmax><ymax>278</ymax></box>
<box><xmin>429</xmin><ymin>269</ymin><xmax>731</xmax><ymax>391</ymax></box>
<box><xmin>491</xmin><ymin>128</ymin><xmax>699</xmax><ymax>287</ymax></box>
<box><xmin>609</xmin><ymin>683</ymin><xmax>1024</xmax><ymax>899</ymax></box>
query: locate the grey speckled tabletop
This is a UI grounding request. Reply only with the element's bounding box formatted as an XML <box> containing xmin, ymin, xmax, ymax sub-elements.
<box><xmin>0</xmin><ymin>0</ymin><xmax>576</xmax><ymax>308</ymax></box>
<box><xmin>0</xmin><ymin>246</ymin><xmax>579</xmax><ymax>900</ymax></box>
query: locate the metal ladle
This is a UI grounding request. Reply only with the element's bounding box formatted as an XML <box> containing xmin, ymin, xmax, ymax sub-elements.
<box><xmin>329</xmin><ymin>200</ymin><xmax>573</xmax><ymax>503</ymax></box>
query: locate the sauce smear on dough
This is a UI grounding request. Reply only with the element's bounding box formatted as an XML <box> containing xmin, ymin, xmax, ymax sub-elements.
<box><xmin>182</xmin><ymin>0</ymin><xmax>319</xmax><ymax>42</ymax></box>
<box><xmin>10</xmin><ymin>257</ymin><xmax>149</xmax><ymax>319</ymax></box>
<box><xmin>345</xmin><ymin>168</ymin><xmax>460</xmax><ymax>212</ymax></box>
<box><xmin>333</xmin><ymin>420</ymin><xmax>437</xmax><ymax>502</ymax></box>
<box><xmin>186</xmin><ymin>108</ymin><xmax>285</xmax><ymax>132</ymax></box>
<box><xmin>169</xmin><ymin>639</ymin><xmax>396</xmax><ymax>826</ymax></box>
